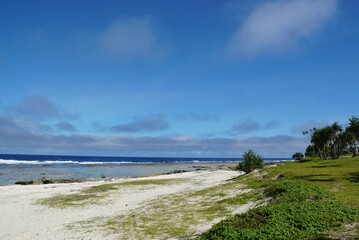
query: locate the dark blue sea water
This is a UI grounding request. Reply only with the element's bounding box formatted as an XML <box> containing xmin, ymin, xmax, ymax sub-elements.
<box><xmin>0</xmin><ymin>154</ymin><xmax>291</xmax><ymax>185</ymax></box>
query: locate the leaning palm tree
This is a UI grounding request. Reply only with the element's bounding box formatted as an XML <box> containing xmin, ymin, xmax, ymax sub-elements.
<box><xmin>329</xmin><ymin>122</ymin><xmax>343</xmax><ymax>159</ymax></box>
<box><xmin>346</xmin><ymin>116</ymin><xmax>359</xmax><ymax>157</ymax></box>
<box><xmin>311</xmin><ymin>126</ymin><xmax>332</xmax><ymax>160</ymax></box>
<box><xmin>303</xmin><ymin>128</ymin><xmax>317</xmax><ymax>157</ymax></box>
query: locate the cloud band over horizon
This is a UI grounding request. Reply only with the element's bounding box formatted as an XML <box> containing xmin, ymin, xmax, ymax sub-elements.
<box><xmin>0</xmin><ymin>96</ymin><xmax>306</xmax><ymax>157</ymax></box>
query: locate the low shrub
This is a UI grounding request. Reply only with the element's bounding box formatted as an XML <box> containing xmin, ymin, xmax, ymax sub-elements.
<box><xmin>237</xmin><ymin>150</ymin><xmax>264</xmax><ymax>174</ymax></box>
<box><xmin>199</xmin><ymin>182</ymin><xmax>357</xmax><ymax>239</ymax></box>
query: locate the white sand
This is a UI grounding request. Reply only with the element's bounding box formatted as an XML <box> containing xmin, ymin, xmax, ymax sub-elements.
<box><xmin>0</xmin><ymin>170</ymin><xmax>253</xmax><ymax>240</ymax></box>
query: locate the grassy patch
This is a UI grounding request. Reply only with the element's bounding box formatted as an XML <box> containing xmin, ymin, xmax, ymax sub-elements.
<box><xmin>199</xmin><ymin>157</ymin><xmax>359</xmax><ymax>239</ymax></box>
<box><xmin>119</xmin><ymin>179</ymin><xmax>180</xmax><ymax>186</ymax></box>
<box><xmin>199</xmin><ymin>181</ymin><xmax>357</xmax><ymax>239</ymax></box>
<box><xmin>38</xmin><ymin>178</ymin><xmax>180</xmax><ymax>208</ymax></box>
<box><xmin>262</xmin><ymin>157</ymin><xmax>359</xmax><ymax>208</ymax></box>
<box><xmin>218</xmin><ymin>195</ymin><xmax>250</xmax><ymax>205</ymax></box>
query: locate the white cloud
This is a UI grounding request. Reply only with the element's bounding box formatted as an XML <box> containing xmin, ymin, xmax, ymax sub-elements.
<box><xmin>227</xmin><ymin>0</ymin><xmax>338</xmax><ymax>57</ymax></box>
<box><xmin>100</xmin><ymin>17</ymin><xmax>159</xmax><ymax>59</ymax></box>
<box><xmin>111</xmin><ymin>114</ymin><xmax>169</xmax><ymax>133</ymax></box>
<box><xmin>231</xmin><ymin>119</ymin><xmax>280</xmax><ymax>133</ymax></box>
<box><xmin>0</xmin><ymin>116</ymin><xmax>306</xmax><ymax>157</ymax></box>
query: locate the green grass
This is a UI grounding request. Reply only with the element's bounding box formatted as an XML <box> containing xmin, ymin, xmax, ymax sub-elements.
<box><xmin>38</xmin><ymin>178</ymin><xmax>181</xmax><ymax>208</ymax></box>
<box><xmin>260</xmin><ymin>157</ymin><xmax>359</xmax><ymax>208</ymax></box>
<box><xmin>199</xmin><ymin>157</ymin><xmax>359</xmax><ymax>239</ymax></box>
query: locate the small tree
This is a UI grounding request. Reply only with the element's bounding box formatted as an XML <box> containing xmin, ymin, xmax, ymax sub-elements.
<box><xmin>292</xmin><ymin>152</ymin><xmax>304</xmax><ymax>161</ymax></box>
<box><xmin>305</xmin><ymin>145</ymin><xmax>315</xmax><ymax>158</ymax></box>
<box><xmin>346</xmin><ymin>116</ymin><xmax>359</xmax><ymax>157</ymax></box>
<box><xmin>237</xmin><ymin>149</ymin><xmax>264</xmax><ymax>174</ymax></box>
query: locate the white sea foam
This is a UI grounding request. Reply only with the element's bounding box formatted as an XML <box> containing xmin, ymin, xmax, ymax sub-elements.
<box><xmin>78</xmin><ymin>161</ymin><xmax>136</xmax><ymax>165</ymax></box>
<box><xmin>0</xmin><ymin>159</ymin><xmax>155</xmax><ymax>165</ymax></box>
<box><xmin>0</xmin><ymin>159</ymin><xmax>78</xmax><ymax>164</ymax></box>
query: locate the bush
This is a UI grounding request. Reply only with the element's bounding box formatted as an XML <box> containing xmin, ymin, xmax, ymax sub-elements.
<box><xmin>292</xmin><ymin>152</ymin><xmax>304</xmax><ymax>161</ymax></box>
<box><xmin>237</xmin><ymin>150</ymin><xmax>264</xmax><ymax>174</ymax></box>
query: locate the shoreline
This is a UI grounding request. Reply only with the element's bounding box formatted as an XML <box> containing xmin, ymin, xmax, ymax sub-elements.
<box><xmin>1</xmin><ymin>162</ymin><xmax>238</xmax><ymax>186</ymax></box>
<box><xmin>0</xmin><ymin>169</ymin><xmax>249</xmax><ymax>240</ymax></box>
<box><xmin>0</xmin><ymin>160</ymin><xmax>285</xmax><ymax>187</ymax></box>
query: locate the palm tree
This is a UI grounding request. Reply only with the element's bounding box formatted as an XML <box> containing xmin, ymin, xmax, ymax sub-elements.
<box><xmin>311</xmin><ymin>128</ymin><xmax>325</xmax><ymax>159</ymax></box>
<box><xmin>310</xmin><ymin>125</ymin><xmax>338</xmax><ymax>160</ymax></box>
<box><xmin>346</xmin><ymin>116</ymin><xmax>359</xmax><ymax>157</ymax></box>
<box><xmin>303</xmin><ymin>128</ymin><xmax>317</xmax><ymax>157</ymax></box>
<box><xmin>329</xmin><ymin>122</ymin><xmax>342</xmax><ymax>159</ymax></box>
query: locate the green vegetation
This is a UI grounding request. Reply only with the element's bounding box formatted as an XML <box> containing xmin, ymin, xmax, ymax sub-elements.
<box><xmin>347</xmin><ymin>116</ymin><xmax>359</xmax><ymax>156</ymax></box>
<box><xmin>38</xmin><ymin>178</ymin><xmax>179</xmax><ymax>208</ymax></box>
<box><xmin>200</xmin><ymin>182</ymin><xmax>356</xmax><ymax>239</ymax></box>
<box><xmin>303</xmin><ymin>116</ymin><xmax>359</xmax><ymax>159</ymax></box>
<box><xmin>237</xmin><ymin>149</ymin><xmax>264</xmax><ymax>174</ymax></box>
<box><xmin>199</xmin><ymin>157</ymin><xmax>359</xmax><ymax>239</ymax></box>
<box><xmin>292</xmin><ymin>152</ymin><xmax>304</xmax><ymax>161</ymax></box>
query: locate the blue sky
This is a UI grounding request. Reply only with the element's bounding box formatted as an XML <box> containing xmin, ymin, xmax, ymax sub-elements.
<box><xmin>0</xmin><ymin>0</ymin><xmax>358</xmax><ymax>157</ymax></box>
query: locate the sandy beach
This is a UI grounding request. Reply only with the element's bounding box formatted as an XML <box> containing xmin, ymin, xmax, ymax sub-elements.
<box><xmin>0</xmin><ymin>170</ymin><xmax>254</xmax><ymax>240</ymax></box>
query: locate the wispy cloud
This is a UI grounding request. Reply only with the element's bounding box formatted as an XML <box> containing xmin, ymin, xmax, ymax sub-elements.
<box><xmin>177</xmin><ymin>113</ymin><xmax>221</xmax><ymax>122</ymax></box>
<box><xmin>111</xmin><ymin>114</ymin><xmax>169</xmax><ymax>133</ymax></box>
<box><xmin>232</xmin><ymin>119</ymin><xmax>261</xmax><ymax>133</ymax></box>
<box><xmin>56</xmin><ymin>121</ymin><xmax>77</xmax><ymax>132</ymax></box>
<box><xmin>292</xmin><ymin>120</ymin><xmax>330</xmax><ymax>134</ymax></box>
<box><xmin>227</xmin><ymin>0</ymin><xmax>338</xmax><ymax>57</ymax></box>
<box><xmin>264</xmin><ymin>120</ymin><xmax>280</xmax><ymax>129</ymax></box>
<box><xmin>0</xmin><ymin>96</ymin><xmax>78</xmax><ymax>137</ymax></box>
<box><xmin>236</xmin><ymin>135</ymin><xmax>306</xmax><ymax>156</ymax></box>
<box><xmin>15</xmin><ymin>95</ymin><xmax>61</xmax><ymax>119</ymax></box>
<box><xmin>0</xmin><ymin>115</ymin><xmax>32</xmax><ymax>140</ymax></box>
<box><xmin>13</xmin><ymin>95</ymin><xmax>77</xmax><ymax>120</ymax></box>
<box><xmin>231</xmin><ymin>119</ymin><xmax>280</xmax><ymax>133</ymax></box>
<box><xmin>100</xmin><ymin>17</ymin><xmax>162</xmax><ymax>59</ymax></box>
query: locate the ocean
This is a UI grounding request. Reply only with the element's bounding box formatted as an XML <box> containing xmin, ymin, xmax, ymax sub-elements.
<box><xmin>0</xmin><ymin>154</ymin><xmax>291</xmax><ymax>185</ymax></box>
